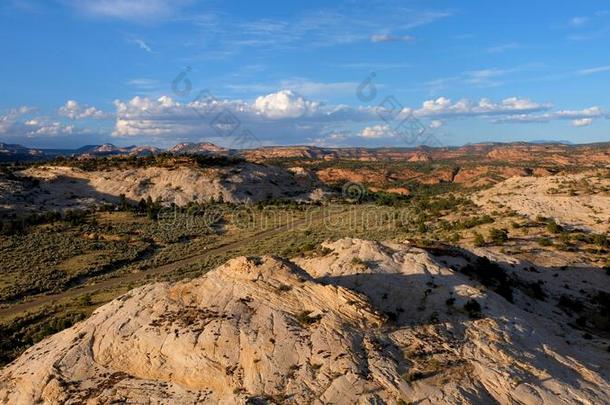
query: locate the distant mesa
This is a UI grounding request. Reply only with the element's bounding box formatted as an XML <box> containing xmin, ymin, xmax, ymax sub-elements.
<box><xmin>168</xmin><ymin>142</ymin><xmax>228</xmax><ymax>155</ymax></box>
<box><xmin>407</xmin><ymin>151</ymin><xmax>432</xmax><ymax>162</ymax></box>
<box><xmin>76</xmin><ymin>144</ymin><xmax>161</xmax><ymax>157</ymax></box>
<box><xmin>0</xmin><ymin>143</ymin><xmax>43</xmax><ymax>158</ymax></box>
<box><xmin>0</xmin><ymin>141</ymin><xmax>608</xmax><ymax>165</ymax></box>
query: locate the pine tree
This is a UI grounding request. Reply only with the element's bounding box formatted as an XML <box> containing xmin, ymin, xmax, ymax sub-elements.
<box><xmin>138</xmin><ymin>198</ymin><xmax>147</xmax><ymax>212</ymax></box>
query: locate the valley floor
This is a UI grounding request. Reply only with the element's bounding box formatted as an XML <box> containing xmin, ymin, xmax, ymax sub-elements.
<box><xmin>0</xmin><ymin>164</ymin><xmax>609</xmax><ymax>404</ymax></box>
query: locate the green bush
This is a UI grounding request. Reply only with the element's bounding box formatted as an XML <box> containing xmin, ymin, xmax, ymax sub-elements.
<box><xmin>537</xmin><ymin>237</ymin><xmax>553</xmax><ymax>247</ymax></box>
<box><xmin>464</xmin><ymin>299</ymin><xmax>482</xmax><ymax>319</ymax></box>
<box><xmin>593</xmin><ymin>234</ymin><xmax>609</xmax><ymax>249</ymax></box>
<box><xmin>350</xmin><ymin>257</ymin><xmax>368</xmax><ymax>271</ymax></box>
<box><xmin>79</xmin><ymin>294</ymin><xmax>92</xmax><ymax>306</ymax></box>
<box><xmin>545</xmin><ymin>220</ymin><xmax>563</xmax><ymax>234</ymax></box>
<box><xmin>473</xmin><ymin>232</ymin><xmax>485</xmax><ymax>247</ymax></box>
<box><xmin>488</xmin><ymin>228</ymin><xmax>508</xmax><ymax>245</ymax></box>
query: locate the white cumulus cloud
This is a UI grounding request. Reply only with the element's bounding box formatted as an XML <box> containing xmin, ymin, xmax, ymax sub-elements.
<box><xmin>360</xmin><ymin>124</ymin><xmax>392</xmax><ymax>139</ymax></box>
<box><xmin>59</xmin><ymin>100</ymin><xmax>110</xmax><ymax>120</ymax></box>
<box><xmin>253</xmin><ymin>90</ymin><xmax>320</xmax><ymax>119</ymax></box>
<box><xmin>429</xmin><ymin>120</ymin><xmax>444</xmax><ymax>129</ymax></box>
<box><xmin>112</xmin><ymin>92</ymin><xmax>373</xmax><ymax>142</ymax></box>
<box><xmin>572</xmin><ymin>118</ymin><xmax>593</xmax><ymax>127</ymax></box>
<box><xmin>104</xmin><ymin>92</ymin><xmax>605</xmax><ymax>146</ymax></box>
<box><xmin>414</xmin><ymin>97</ymin><xmax>550</xmax><ymax>118</ymax></box>
<box><xmin>495</xmin><ymin>106</ymin><xmax>604</xmax><ymax>125</ymax></box>
<box><xmin>29</xmin><ymin>122</ymin><xmax>75</xmax><ymax>136</ymax></box>
<box><xmin>0</xmin><ymin>106</ymin><xmax>37</xmax><ymax>134</ymax></box>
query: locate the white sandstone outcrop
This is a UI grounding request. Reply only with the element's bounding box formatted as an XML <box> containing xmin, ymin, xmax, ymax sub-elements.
<box><xmin>1</xmin><ymin>239</ymin><xmax>608</xmax><ymax>404</ymax></box>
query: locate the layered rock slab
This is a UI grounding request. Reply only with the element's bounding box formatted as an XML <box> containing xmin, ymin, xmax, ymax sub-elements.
<box><xmin>1</xmin><ymin>239</ymin><xmax>609</xmax><ymax>404</ymax></box>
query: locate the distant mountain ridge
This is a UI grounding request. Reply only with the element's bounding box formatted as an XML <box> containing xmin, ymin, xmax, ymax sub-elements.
<box><xmin>76</xmin><ymin>144</ymin><xmax>161</xmax><ymax>157</ymax></box>
<box><xmin>169</xmin><ymin>142</ymin><xmax>228</xmax><ymax>155</ymax></box>
<box><xmin>0</xmin><ymin>143</ymin><xmax>43</xmax><ymax>156</ymax></box>
<box><xmin>0</xmin><ymin>140</ymin><xmax>608</xmax><ymax>163</ymax></box>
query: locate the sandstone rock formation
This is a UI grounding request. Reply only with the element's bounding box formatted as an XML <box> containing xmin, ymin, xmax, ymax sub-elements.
<box><xmin>315</xmin><ymin>168</ymin><xmax>390</xmax><ymax>186</ymax></box>
<box><xmin>2</xmin><ymin>239</ymin><xmax>609</xmax><ymax>404</ymax></box>
<box><xmin>407</xmin><ymin>152</ymin><xmax>432</xmax><ymax>162</ymax></box>
<box><xmin>0</xmin><ymin>162</ymin><xmax>315</xmax><ymax>212</ymax></box>
<box><xmin>76</xmin><ymin>144</ymin><xmax>161</xmax><ymax>157</ymax></box>
<box><xmin>474</xmin><ymin>171</ymin><xmax>610</xmax><ymax>232</ymax></box>
<box><xmin>169</xmin><ymin>142</ymin><xmax>229</xmax><ymax>155</ymax></box>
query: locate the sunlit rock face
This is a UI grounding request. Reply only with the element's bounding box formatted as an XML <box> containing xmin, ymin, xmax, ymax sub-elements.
<box><xmin>2</xmin><ymin>239</ymin><xmax>609</xmax><ymax>404</ymax></box>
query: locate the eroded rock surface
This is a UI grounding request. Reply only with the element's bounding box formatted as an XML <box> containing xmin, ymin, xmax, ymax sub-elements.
<box><xmin>474</xmin><ymin>171</ymin><xmax>610</xmax><ymax>232</ymax></box>
<box><xmin>1</xmin><ymin>239</ymin><xmax>609</xmax><ymax>404</ymax></box>
<box><xmin>0</xmin><ymin>162</ymin><xmax>316</xmax><ymax>213</ymax></box>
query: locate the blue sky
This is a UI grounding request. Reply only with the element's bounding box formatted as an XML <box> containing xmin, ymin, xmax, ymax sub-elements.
<box><xmin>1</xmin><ymin>0</ymin><xmax>609</xmax><ymax>149</ymax></box>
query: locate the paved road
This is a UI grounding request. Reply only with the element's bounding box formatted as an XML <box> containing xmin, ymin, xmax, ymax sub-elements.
<box><xmin>0</xmin><ymin>212</ymin><xmax>331</xmax><ymax>318</ymax></box>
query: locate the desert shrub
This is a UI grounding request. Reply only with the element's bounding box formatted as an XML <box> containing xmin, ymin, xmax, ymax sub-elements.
<box><xmin>592</xmin><ymin>234</ymin><xmax>609</xmax><ymax>249</ymax></box>
<box><xmin>245</xmin><ymin>395</ymin><xmax>287</xmax><ymax>405</ymax></box>
<box><xmin>0</xmin><ymin>210</ymin><xmax>70</xmax><ymax>235</ymax></box>
<box><xmin>464</xmin><ymin>299</ymin><xmax>482</xmax><ymax>319</ymax></box>
<box><xmin>194</xmin><ymin>154</ymin><xmax>244</xmax><ymax>168</ymax></box>
<box><xmin>351</xmin><ymin>257</ymin><xmax>368</xmax><ymax>269</ymax></box>
<box><xmin>473</xmin><ymin>232</ymin><xmax>485</xmax><ymax>247</ymax></box>
<box><xmin>284</xmin><ymin>238</ymin><xmax>318</xmax><ymax>257</ymax></box>
<box><xmin>545</xmin><ymin>220</ymin><xmax>563</xmax><ymax>234</ymax></box>
<box><xmin>452</xmin><ymin>215</ymin><xmax>494</xmax><ymax>230</ymax></box>
<box><xmin>449</xmin><ymin>233</ymin><xmax>460</xmax><ymax>243</ymax></box>
<box><xmin>0</xmin><ymin>225</ymin><xmax>152</xmax><ymax>302</ymax></box>
<box><xmin>64</xmin><ymin>210</ymin><xmax>88</xmax><ymax>226</ymax></box>
<box><xmin>370</xmin><ymin>191</ymin><xmax>410</xmax><ymax>207</ymax></box>
<box><xmin>118</xmin><ymin>193</ymin><xmax>130</xmax><ymax>211</ymax></box>
<box><xmin>0</xmin><ymin>311</ymin><xmax>86</xmax><ymax>366</ymax></box>
<box><xmin>537</xmin><ymin>237</ymin><xmax>553</xmax><ymax>247</ymax></box>
<box><xmin>0</xmin><ymin>219</ymin><xmax>26</xmax><ymax>236</ymax></box>
<box><xmin>559</xmin><ymin>232</ymin><xmax>572</xmax><ymax>244</ymax></box>
<box><xmin>488</xmin><ymin>228</ymin><xmax>508</xmax><ymax>245</ymax></box>
<box><xmin>591</xmin><ymin>291</ymin><xmax>610</xmax><ymax>331</ymax></box>
<box><xmin>572</xmin><ymin>233</ymin><xmax>590</xmax><ymax>243</ymax></box>
<box><xmin>79</xmin><ymin>294</ymin><xmax>92</xmax><ymax>306</ymax></box>
<box><xmin>137</xmin><ymin>198</ymin><xmax>147</xmax><ymax>212</ymax></box>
